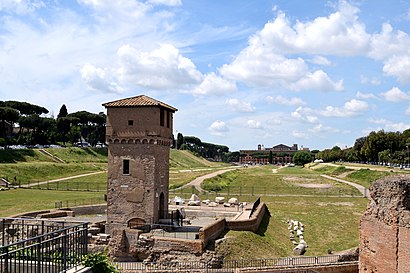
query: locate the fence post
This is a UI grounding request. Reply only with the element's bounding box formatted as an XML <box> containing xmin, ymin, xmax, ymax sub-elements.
<box><xmin>252</xmin><ymin>186</ymin><xmax>254</xmax><ymax>196</ymax></box>
<box><xmin>240</xmin><ymin>186</ymin><xmax>242</xmax><ymax>196</ymax></box>
<box><xmin>37</xmin><ymin>237</ymin><xmax>42</xmax><ymax>273</ymax></box>
<box><xmin>62</xmin><ymin>229</ymin><xmax>67</xmax><ymax>272</ymax></box>
<box><xmin>3</xmin><ymin>245</ymin><xmax>9</xmax><ymax>273</ymax></box>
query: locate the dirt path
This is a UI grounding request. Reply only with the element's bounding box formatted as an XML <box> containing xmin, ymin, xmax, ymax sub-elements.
<box><xmin>179</xmin><ymin>167</ymin><xmax>240</xmax><ymax>193</ymax></box>
<box><xmin>23</xmin><ymin>171</ymin><xmax>107</xmax><ymax>188</ymax></box>
<box><xmin>320</xmin><ymin>174</ymin><xmax>369</xmax><ymax>199</ymax></box>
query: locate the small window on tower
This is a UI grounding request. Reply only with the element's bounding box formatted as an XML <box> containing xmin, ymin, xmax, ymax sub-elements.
<box><xmin>123</xmin><ymin>159</ymin><xmax>130</xmax><ymax>175</ymax></box>
<box><xmin>128</xmin><ymin>120</ymin><xmax>133</xmax><ymax>126</ymax></box>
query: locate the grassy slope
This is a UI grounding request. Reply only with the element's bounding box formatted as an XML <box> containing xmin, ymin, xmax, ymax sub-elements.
<box><xmin>170</xmin><ymin>149</ymin><xmax>228</xmax><ymax>169</ymax></box>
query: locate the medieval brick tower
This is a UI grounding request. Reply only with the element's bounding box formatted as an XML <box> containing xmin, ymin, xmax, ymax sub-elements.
<box><xmin>103</xmin><ymin>95</ymin><xmax>177</xmax><ymax>234</ymax></box>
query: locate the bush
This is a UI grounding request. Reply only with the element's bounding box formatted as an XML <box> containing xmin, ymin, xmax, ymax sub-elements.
<box><xmin>82</xmin><ymin>252</ymin><xmax>118</xmax><ymax>273</ymax></box>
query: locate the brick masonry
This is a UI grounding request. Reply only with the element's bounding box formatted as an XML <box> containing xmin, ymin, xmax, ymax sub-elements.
<box><xmin>359</xmin><ymin>174</ymin><xmax>410</xmax><ymax>273</ymax></box>
<box><xmin>103</xmin><ymin>99</ymin><xmax>175</xmax><ymax>237</ymax></box>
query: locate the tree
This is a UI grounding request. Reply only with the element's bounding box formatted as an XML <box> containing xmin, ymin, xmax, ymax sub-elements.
<box><xmin>0</xmin><ymin>107</ymin><xmax>20</xmax><ymax>139</ymax></box>
<box><xmin>57</xmin><ymin>104</ymin><xmax>68</xmax><ymax>119</ymax></box>
<box><xmin>293</xmin><ymin>151</ymin><xmax>312</xmax><ymax>166</ymax></box>
<box><xmin>176</xmin><ymin>132</ymin><xmax>184</xmax><ymax>149</ymax></box>
<box><xmin>268</xmin><ymin>150</ymin><xmax>273</xmax><ymax>164</ymax></box>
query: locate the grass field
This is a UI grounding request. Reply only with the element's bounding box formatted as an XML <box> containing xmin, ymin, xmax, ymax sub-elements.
<box><xmin>45</xmin><ymin>147</ymin><xmax>108</xmax><ymax>163</ymax></box>
<box><xmin>0</xmin><ymin>149</ymin><xmax>393</xmax><ymax>259</ymax></box>
<box><xmin>0</xmin><ymin>188</ymin><xmax>104</xmax><ymax>217</ymax></box>
<box><xmin>217</xmin><ymin>195</ymin><xmax>368</xmax><ymax>259</ymax></box>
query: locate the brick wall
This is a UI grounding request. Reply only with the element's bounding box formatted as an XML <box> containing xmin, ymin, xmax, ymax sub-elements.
<box><xmin>359</xmin><ymin>174</ymin><xmax>410</xmax><ymax>273</ymax></box>
<box><xmin>199</xmin><ymin>218</ymin><xmax>226</xmax><ymax>247</ymax></box>
<box><xmin>226</xmin><ymin>202</ymin><xmax>268</xmax><ymax>232</ymax></box>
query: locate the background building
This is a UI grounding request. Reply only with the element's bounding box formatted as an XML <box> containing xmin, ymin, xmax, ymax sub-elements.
<box><xmin>240</xmin><ymin>144</ymin><xmax>306</xmax><ymax>165</ymax></box>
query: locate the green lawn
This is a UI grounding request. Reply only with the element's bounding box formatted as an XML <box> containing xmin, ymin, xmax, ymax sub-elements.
<box><xmin>200</xmin><ymin>166</ymin><xmax>362</xmax><ymax>197</ymax></box>
<box><xmin>45</xmin><ymin>147</ymin><xmax>108</xmax><ymax>163</ymax></box>
<box><xmin>217</xmin><ymin>196</ymin><xmax>368</xmax><ymax>259</ymax></box>
<box><xmin>0</xmin><ymin>162</ymin><xmax>106</xmax><ymax>185</ymax></box>
<box><xmin>0</xmin><ymin>188</ymin><xmax>104</xmax><ymax>217</ymax></box>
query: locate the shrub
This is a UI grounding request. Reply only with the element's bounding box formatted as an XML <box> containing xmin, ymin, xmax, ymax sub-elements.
<box><xmin>81</xmin><ymin>252</ymin><xmax>118</xmax><ymax>273</ymax></box>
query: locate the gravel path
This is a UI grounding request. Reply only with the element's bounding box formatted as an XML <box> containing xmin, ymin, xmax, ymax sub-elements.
<box><xmin>320</xmin><ymin>174</ymin><xmax>369</xmax><ymax>199</ymax></box>
<box><xmin>178</xmin><ymin>167</ymin><xmax>240</xmax><ymax>193</ymax></box>
<box><xmin>22</xmin><ymin>171</ymin><xmax>107</xmax><ymax>188</ymax></box>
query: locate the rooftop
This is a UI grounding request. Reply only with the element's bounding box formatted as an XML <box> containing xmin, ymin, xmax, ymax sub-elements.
<box><xmin>102</xmin><ymin>95</ymin><xmax>177</xmax><ymax>112</ymax></box>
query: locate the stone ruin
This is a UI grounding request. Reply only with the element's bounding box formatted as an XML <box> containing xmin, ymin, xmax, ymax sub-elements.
<box><xmin>288</xmin><ymin>220</ymin><xmax>307</xmax><ymax>255</ymax></box>
<box><xmin>359</xmin><ymin>174</ymin><xmax>410</xmax><ymax>273</ymax></box>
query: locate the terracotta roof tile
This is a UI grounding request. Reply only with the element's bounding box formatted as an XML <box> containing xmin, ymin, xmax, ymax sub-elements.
<box><xmin>103</xmin><ymin>95</ymin><xmax>177</xmax><ymax>112</ymax></box>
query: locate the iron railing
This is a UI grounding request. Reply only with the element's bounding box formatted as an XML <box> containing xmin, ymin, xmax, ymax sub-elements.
<box><xmin>116</xmin><ymin>255</ymin><xmax>353</xmax><ymax>272</ymax></box>
<box><xmin>1</xmin><ymin>218</ymin><xmax>88</xmax><ymax>273</ymax></box>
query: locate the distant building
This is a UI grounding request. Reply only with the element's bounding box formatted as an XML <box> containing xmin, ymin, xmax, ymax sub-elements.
<box><xmin>240</xmin><ymin>144</ymin><xmax>308</xmax><ymax>164</ymax></box>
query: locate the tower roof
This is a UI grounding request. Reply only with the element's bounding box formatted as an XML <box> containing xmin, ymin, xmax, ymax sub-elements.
<box><xmin>102</xmin><ymin>95</ymin><xmax>177</xmax><ymax>112</ymax></box>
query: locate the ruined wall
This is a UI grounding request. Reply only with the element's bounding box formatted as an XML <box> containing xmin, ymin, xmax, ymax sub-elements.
<box><xmin>226</xmin><ymin>202</ymin><xmax>268</xmax><ymax>232</ymax></box>
<box><xmin>199</xmin><ymin>218</ymin><xmax>226</xmax><ymax>248</ymax></box>
<box><xmin>240</xmin><ymin>262</ymin><xmax>358</xmax><ymax>273</ymax></box>
<box><xmin>359</xmin><ymin>174</ymin><xmax>410</xmax><ymax>273</ymax></box>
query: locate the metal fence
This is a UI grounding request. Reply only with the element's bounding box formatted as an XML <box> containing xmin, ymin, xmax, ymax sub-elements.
<box><xmin>116</xmin><ymin>255</ymin><xmax>351</xmax><ymax>272</ymax></box>
<box><xmin>55</xmin><ymin>196</ymin><xmax>106</xmax><ymax>209</ymax></box>
<box><xmin>1</xmin><ymin>218</ymin><xmax>88</xmax><ymax>273</ymax></box>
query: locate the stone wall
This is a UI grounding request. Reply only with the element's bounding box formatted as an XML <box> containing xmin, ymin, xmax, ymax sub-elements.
<box><xmin>199</xmin><ymin>218</ymin><xmax>226</xmax><ymax>248</ymax></box>
<box><xmin>359</xmin><ymin>174</ymin><xmax>410</xmax><ymax>273</ymax></box>
<box><xmin>153</xmin><ymin>237</ymin><xmax>203</xmax><ymax>254</ymax></box>
<box><xmin>226</xmin><ymin>202</ymin><xmax>268</xmax><ymax>232</ymax></box>
<box><xmin>240</xmin><ymin>262</ymin><xmax>358</xmax><ymax>273</ymax></box>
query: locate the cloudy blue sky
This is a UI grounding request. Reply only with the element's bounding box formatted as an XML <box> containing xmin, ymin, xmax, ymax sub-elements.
<box><xmin>1</xmin><ymin>0</ymin><xmax>410</xmax><ymax>151</ymax></box>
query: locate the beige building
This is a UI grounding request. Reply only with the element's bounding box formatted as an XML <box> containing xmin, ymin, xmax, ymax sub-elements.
<box><xmin>103</xmin><ymin>95</ymin><xmax>177</xmax><ymax>235</ymax></box>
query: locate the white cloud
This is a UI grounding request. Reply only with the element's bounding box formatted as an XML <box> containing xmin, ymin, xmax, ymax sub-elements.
<box><xmin>269</xmin><ymin>95</ymin><xmax>306</xmax><ymax>106</ymax></box>
<box><xmin>381</xmin><ymin>87</ymin><xmax>410</xmax><ymax>102</ymax></box>
<box><xmin>292</xmin><ymin>130</ymin><xmax>308</xmax><ymax>138</ymax></box>
<box><xmin>246</xmin><ymin>120</ymin><xmax>263</xmax><ymax>129</ymax></box>
<box><xmin>225</xmin><ymin>98</ymin><xmax>254</xmax><ymax>112</ymax></box>
<box><xmin>148</xmin><ymin>0</ymin><xmax>182</xmax><ymax>6</ymax></box>
<box><xmin>291</xmin><ymin>107</ymin><xmax>318</xmax><ymax>123</ymax></box>
<box><xmin>382</xmin><ymin>56</ymin><xmax>410</xmax><ymax>84</ymax></box>
<box><xmin>193</xmin><ymin>73</ymin><xmax>236</xmax><ymax>95</ymax></box>
<box><xmin>309</xmin><ymin>124</ymin><xmax>339</xmax><ymax>134</ymax></box>
<box><xmin>117</xmin><ymin>44</ymin><xmax>203</xmax><ymax>90</ymax></box>
<box><xmin>369</xmin><ymin>23</ymin><xmax>410</xmax><ymax>84</ymax></box>
<box><xmin>309</xmin><ymin>56</ymin><xmax>331</xmax><ymax>66</ymax></box>
<box><xmin>288</xmin><ymin>70</ymin><xmax>343</xmax><ymax>92</ymax></box>
<box><xmin>367</xmin><ymin>118</ymin><xmax>410</xmax><ymax>131</ymax></box>
<box><xmin>256</xmin><ymin>1</ymin><xmax>370</xmax><ymax>56</ymax></box>
<box><xmin>356</xmin><ymin>91</ymin><xmax>377</xmax><ymax>100</ymax></box>
<box><xmin>208</xmin><ymin>120</ymin><xmax>229</xmax><ymax>136</ymax></box>
<box><xmin>321</xmin><ymin>99</ymin><xmax>369</xmax><ymax>117</ymax></box>
<box><xmin>80</xmin><ymin>63</ymin><xmax>124</xmax><ymax>93</ymax></box>
<box><xmin>359</xmin><ymin>75</ymin><xmax>381</xmax><ymax>85</ymax></box>
<box><xmin>0</xmin><ymin>0</ymin><xmax>45</xmax><ymax>14</ymax></box>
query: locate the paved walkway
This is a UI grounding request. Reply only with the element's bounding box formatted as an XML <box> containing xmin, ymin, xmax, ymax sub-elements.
<box><xmin>23</xmin><ymin>171</ymin><xmax>107</xmax><ymax>188</ymax></box>
<box><xmin>178</xmin><ymin>167</ymin><xmax>240</xmax><ymax>193</ymax></box>
<box><xmin>320</xmin><ymin>174</ymin><xmax>369</xmax><ymax>199</ymax></box>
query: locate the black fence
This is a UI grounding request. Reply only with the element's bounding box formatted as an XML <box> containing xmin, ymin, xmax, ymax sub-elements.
<box><xmin>1</xmin><ymin>218</ymin><xmax>88</xmax><ymax>273</ymax></box>
<box><xmin>116</xmin><ymin>255</ymin><xmax>353</xmax><ymax>272</ymax></box>
<box><xmin>55</xmin><ymin>196</ymin><xmax>106</xmax><ymax>209</ymax></box>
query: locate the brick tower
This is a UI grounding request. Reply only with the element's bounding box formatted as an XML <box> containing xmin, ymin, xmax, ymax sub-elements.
<box><xmin>103</xmin><ymin>95</ymin><xmax>177</xmax><ymax>234</ymax></box>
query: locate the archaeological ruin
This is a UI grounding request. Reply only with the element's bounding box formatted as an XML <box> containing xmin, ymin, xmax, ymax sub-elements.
<box><xmin>359</xmin><ymin>174</ymin><xmax>410</xmax><ymax>273</ymax></box>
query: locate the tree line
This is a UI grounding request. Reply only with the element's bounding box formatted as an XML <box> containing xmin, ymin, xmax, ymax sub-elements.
<box><xmin>0</xmin><ymin>101</ymin><xmax>105</xmax><ymax>146</ymax></box>
<box><xmin>175</xmin><ymin>132</ymin><xmax>239</xmax><ymax>162</ymax></box>
<box><xmin>316</xmin><ymin>129</ymin><xmax>410</xmax><ymax>164</ymax></box>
